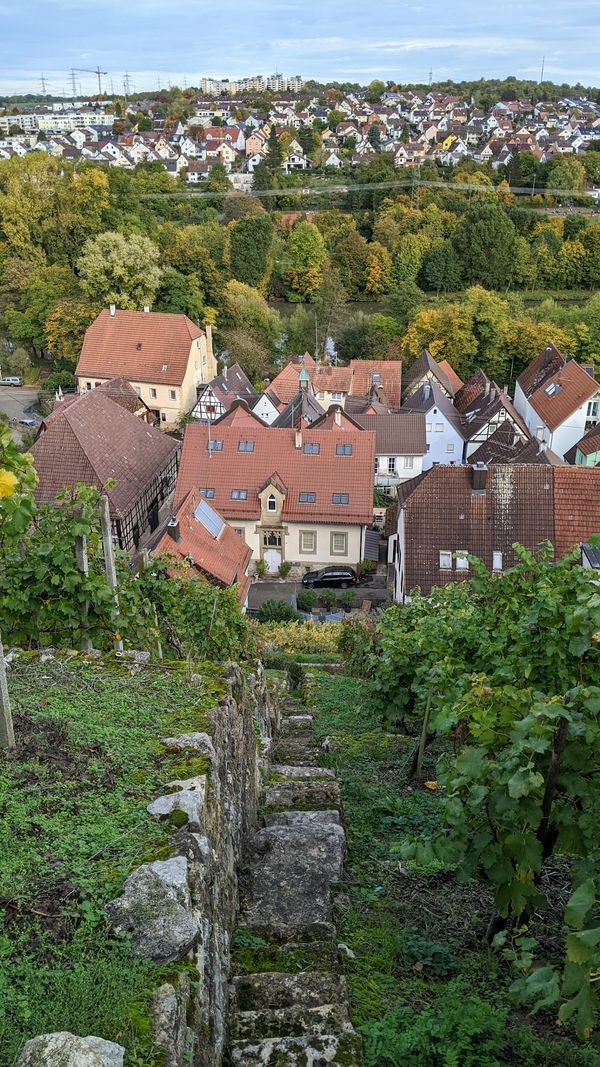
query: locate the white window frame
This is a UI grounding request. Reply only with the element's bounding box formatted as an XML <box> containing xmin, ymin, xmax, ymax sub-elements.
<box><xmin>439</xmin><ymin>550</ymin><xmax>452</xmax><ymax>569</ymax></box>
<box><xmin>388</xmin><ymin>456</ymin><xmax>397</xmax><ymax>474</ymax></box>
<box><xmin>402</xmin><ymin>456</ymin><xmax>414</xmax><ymax>469</ymax></box>
<box><xmin>446</xmin><ymin>442</ymin><xmax>455</xmax><ymax>453</ymax></box>
<box><xmin>331</xmin><ymin>531</ymin><xmax>348</xmax><ymax>556</ymax></box>
<box><xmin>456</xmin><ymin>552</ymin><xmax>469</xmax><ymax>571</ymax></box>
<box><xmin>493</xmin><ymin>551</ymin><xmax>503</xmax><ymax>571</ymax></box>
<box><xmin>435</xmin><ymin>422</ymin><xmax>444</xmax><ymax>432</ymax></box>
<box><xmin>267</xmin><ymin>494</ymin><xmax>277</xmax><ymax>512</ymax></box>
<box><xmin>150</xmin><ymin>387</ymin><xmax>157</xmax><ymax>399</ymax></box>
<box><xmin>169</xmin><ymin>389</ymin><xmax>176</xmax><ymax>401</ymax></box>
<box><xmin>300</xmin><ymin>530</ymin><xmax>317</xmax><ymax>554</ymax></box>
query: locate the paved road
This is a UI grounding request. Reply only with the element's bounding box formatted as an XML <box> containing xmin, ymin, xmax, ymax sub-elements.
<box><xmin>0</xmin><ymin>386</ymin><xmax>40</xmax><ymax>443</ymax></box>
<box><xmin>247</xmin><ymin>577</ymin><xmax>389</xmax><ymax>612</ymax></box>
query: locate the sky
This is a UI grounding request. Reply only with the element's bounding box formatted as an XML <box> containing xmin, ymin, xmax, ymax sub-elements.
<box><xmin>0</xmin><ymin>0</ymin><xmax>598</xmax><ymax>97</ymax></box>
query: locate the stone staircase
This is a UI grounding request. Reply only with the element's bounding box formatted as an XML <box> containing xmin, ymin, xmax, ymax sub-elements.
<box><xmin>226</xmin><ymin>696</ymin><xmax>363</xmax><ymax>1065</ymax></box>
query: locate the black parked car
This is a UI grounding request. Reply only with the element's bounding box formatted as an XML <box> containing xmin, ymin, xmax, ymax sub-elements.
<box><xmin>302</xmin><ymin>566</ymin><xmax>357</xmax><ymax>589</ymax></box>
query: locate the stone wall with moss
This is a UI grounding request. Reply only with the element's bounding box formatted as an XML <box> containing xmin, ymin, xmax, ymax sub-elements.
<box><xmin>7</xmin><ymin>651</ymin><xmax>282</xmax><ymax>1067</ymax></box>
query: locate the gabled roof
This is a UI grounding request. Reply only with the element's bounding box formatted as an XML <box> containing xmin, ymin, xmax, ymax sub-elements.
<box><xmin>349</xmin><ymin>360</ymin><xmax>402</xmax><ymax>410</ymax></box>
<box><xmin>516</xmin><ymin>343</ymin><xmax>566</xmax><ymax>398</ymax></box>
<box><xmin>565</xmin><ymin>421</ymin><xmax>600</xmax><ymax>462</ymax></box>
<box><xmin>458</xmin><ymin>374</ymin><xmax>529</xmax><ymax>441</ymax></box>
<box><xmin>76</xmin><ymin>309</ymin><xmax>204</xmax><ymax>386</ymax></box>
<box><xmin>195</xmin><ymin>362</ymin><xmax>257</xmax><ymax>414</ymax></box>
<box><xmin>527</xmin><ymin>361</ymin><xmax>599</xmax><ymax>431</ymax></box>
<box><xmin>267</xmin><ymin>354</ymin><xmax>317</xmax><ymax>405</ymax></box>
<box><xmin>273</xmin><ymin>383</ymin><xmax>325</xmax><ymax>428</ymax></box>
<box><xmin>351</xmin><ymin>413</ymin><xmax>427</xmax><ymax>456</ymax></box>
<box><xmin>469</xmin><ymin>420</ymin><xmax>562</xmax><ymax>465</ymax></box>
<box><xmin>32</xmin><ymin>389</ymin><xmax>179</xmax><ymax>518</ymax></box>
<box><xmin>402</xmin><ymin>350</ymin><xmax>456</xmax><ymax>399</ymax></box>
<box><xmin>401</xmin><ymin>381</ymin><xmax>466</xmax><ymax>438</ymax></box>
<box><xmin>151</xmin><ymin>489</ymin><xmax>251</xmax><ymax>604</ymax></box>
<box><xmin>174</xmin><ymin>423</ymin><xmax>375</xmax><ymax>526</ymax></box>
<box><xmin>437</xmin><ymin>360</ymin><xmax>464</xmax><ymax>394</ymax></box>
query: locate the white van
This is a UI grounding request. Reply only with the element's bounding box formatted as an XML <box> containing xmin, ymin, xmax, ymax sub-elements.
<box><xmin>0</xmin><ymin>376</ymin><xmax>23</xmax><ymax>386</ymax></box>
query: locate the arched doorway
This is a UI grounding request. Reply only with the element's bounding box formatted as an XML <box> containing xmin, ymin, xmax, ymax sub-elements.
<box><xmin>262</xmin><ymin>529</ymin><xmax>283</xmax><ymax>573</ymax></box>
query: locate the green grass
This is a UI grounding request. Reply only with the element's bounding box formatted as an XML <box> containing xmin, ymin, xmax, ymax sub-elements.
<box><xmin>0</xmin><ymin>656</ymin><xmax>224</xmax><ymax>1066</ymax></box>
<box><xmin>309</xmin><ymin>670</ymin><xmax>600</xmax><ymax>1067</ymax></box>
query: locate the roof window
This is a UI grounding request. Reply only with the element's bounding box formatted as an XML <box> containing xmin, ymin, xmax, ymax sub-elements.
<box><xmin>303</xmin><ymin>442</ymin><xmax>320</xmax><ymax>454</ymax></box>
<box><xmin>332</xmin><ymin>493</ymin><xmax>349</xmax><ymax>505</ymax></box>
<box><xmin>238</xmin><ymin>439</ymin><xmax>255</xmax><ymax>452</ymax></box>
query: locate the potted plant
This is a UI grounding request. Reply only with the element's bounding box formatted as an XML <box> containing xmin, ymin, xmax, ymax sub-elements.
<box><xmin>255</xmin><ymin>559</ymin><xmax>267</xmax><ymax>578</ymax></box>
<box><xmin>279</xmin><ymin>560</ymin><xmax>292</xmax><ymax>579</ymax></box>
<box><xmin>339</xmin><ymin>589</ymin><xmax>355</xmax><ymax>613</ymax></box>
<box><xmin>297</xmin><ymin>589</ymin><xmax>317</xmax><ymax>613</ymax></box>
<box><xmin>320</xmin><ymin>589</ymin><xmax>336</xmax><ymax>613</ymax></box>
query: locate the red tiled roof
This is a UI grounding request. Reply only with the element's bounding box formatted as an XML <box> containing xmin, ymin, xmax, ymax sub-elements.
<box><xmin>437</xmin><ymin>360</ymin><xmax>464</xmax><ymax>394</ymax></box>
<box><xmin>517</xmin><ymin>343</ymin><xmax>565</xmax><ymax>398</ymax></box>
<box><xmin>553</xmin><ymin>467</ymin><xmax>600</xmax><ymax>556</ymax></box>
<box><xmin>268</xmin><ymin>354</ymin><xmax>317</xmax><ymax>405</ymax></box>
<box><xmin>76</xmin><ymin>309</ymin><xmax>204</xmax><ymax>387</ymax></box>
<box><xmin>572</xmin><ymin>422</ymin><xmax>600</xmax><ymax>458</ymax></box>
<box><xmin>349</xmin><ymin>360</ymin><xmax>402</xmax><ymax>410</ymax></box>
<box><xmin>174</xmin><ymin>423</ymin><xmax>375</xmax><ymax>526</ymax></box>
<box><xmin>527</xmin><ymin>361</ymin><xmax>598</xmax><ymax>431</ymax></box>
<box><xmin>152</xmin><ymin>489</ymin><xmax>251</xmax><ymax>604</ymax></box>
<box><xmin>32</xmin><ymin>389</ymin><xmax>179</xmax><ymax>518</ymax></box>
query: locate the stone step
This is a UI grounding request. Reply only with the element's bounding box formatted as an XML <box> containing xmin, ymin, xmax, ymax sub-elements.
<box><xmin>264</xmin><ymin>810</ymin><xmax>341</xmax><ymax>829</ymax></box>
<box><xmin>240</xmin><ymin>823</ymin><xmax>345</xmax><ymax>928</ymax></box>
<box><xmin>232</xmin><ymin>938</ymin><xmax>340</xmax><ymax>976</ymax></box>
<box><xmin>271</xmin><ymin>765</ymin><xmax>335</xmax><ymax>780</ymax></box>
<box><xmin>229</xmin><ymin>1030</ymin><xmax>363</xmax><ymax>1065</ymax></box>
<box><xmin>231</xmin><ymin>971</ymin><xmax>348</xmax><ymax>1012</ymax></box>
<box><xmin>270</xmin><ymin>744</ymin><xmax>321</xmax><ymax>765</ymax></box>
<box><xmin>281</xmin><ymin>715</ymin><xmax>314</xmax><ymax>731</ymax></box>
<box><xmin>230</xmin><ymin>1002</ymin><xmax>353</xmax><ymax>1041</ymax></box>
<box><xmin>265</xmin><ymin>779</ymin><xmax>341</xmax><ymax>814</ymax></box>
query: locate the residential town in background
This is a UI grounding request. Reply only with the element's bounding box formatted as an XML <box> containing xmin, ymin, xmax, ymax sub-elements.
<box><xmin>2</xmin><ymin>78</ymin><xmax>600</xmax><ymax>184</ymax></box>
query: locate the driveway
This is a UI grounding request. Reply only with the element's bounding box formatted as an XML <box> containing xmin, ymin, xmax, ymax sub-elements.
<box><xmin>0</xmin><ymin>386</ymin><xmax>40</xmax><ymax>443</ymax></box>
<box><xmin>247</xmin><ymin>575</ymin><xmax>390</xmax><ymax>612</ymax></box>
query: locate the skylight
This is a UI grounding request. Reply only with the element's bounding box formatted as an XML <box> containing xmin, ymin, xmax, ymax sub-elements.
<box><xmin>194</xmin><ymin>498</ymin><xmax>224</xmax><ymax>539</ymax></box>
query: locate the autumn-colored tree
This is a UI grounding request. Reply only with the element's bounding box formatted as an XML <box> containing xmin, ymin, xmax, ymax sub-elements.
<box><xmin>43</xmin><ymin>299</ymin><xmax>98</xmax><ymax>363</ymax></box>
<box><xmin>365</xmin><ymin>242</ymin><xmax>393</xmax><ymax>295</ymax></box>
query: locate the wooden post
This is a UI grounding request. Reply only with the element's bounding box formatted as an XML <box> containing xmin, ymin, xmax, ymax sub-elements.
<box><xmin>414</xmin><ymin>689</ymin><xmax>433</xmax><ymax>781</ymax></box>
<box><xmin>100</xmin><ymin>495</ymin><xmax>123</xmax><ymax>652</ymax></box>
<box><xmin>0</xmin><ymin>632</ymin><xmax>15</xmax><ymax>751</ymax></box>
<box><xmin>75</xmin><ymin>507</ymin><xmax>92</xmax><ymax>652</ymax></box>
<box><xmin>141</xmin><ymin>550</ymin><xmax>163</xmax><ymax>661</ymax></box>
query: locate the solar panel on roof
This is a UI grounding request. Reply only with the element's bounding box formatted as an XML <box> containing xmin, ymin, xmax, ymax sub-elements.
<box><xmin>194</xmin><ymin>497</ymin><xmax>225</xmax><ymax>539</ymax></box>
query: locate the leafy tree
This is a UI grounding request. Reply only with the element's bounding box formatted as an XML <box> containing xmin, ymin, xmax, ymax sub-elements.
<box><xmin>327</xmin><ymin>109</ymin><xmax>345</xmax><ymax>132</ymax></box>
<box><xmin>229</xmin><ymin>212</ymin><xmax>274</xmax><ymax>291</ymax></box>
<box><xmin>285</xmin><ymin>221</ymin><xmax>327</xmax><ymax>299</ymax></box>
<box><xmin>582</xmin><ymin>151</ymin><xmax>600</xmax><ymax>184</ymax></box>
<box><xmin>367</xmin><ymin>123</ymin><xmax>382</xmax><ymax>151</ymax></box>
<box><xmin>547</xmin><ymin>156</ymin><xmax>586</xmax><ymax>195</ymax></box>
<box><xmin>218</xmin><ymin>326</ymin><xmax>270</xmax><ymax>382</ymax></box>
<box><xmin>419</xmin><ymin>240</ymin><xmax>463</xmax><ymax>292</ymax></box>
<box><xmin>313</xmin><ymin>266</ymin><xmax>348</xmax><ymax>356</ymax></box>
<box><xmin>154</xmin><ymin>267</ymin><xmax>205</xmax><ymax>320</ymax></box>
<box><xmin>282</xmin><ymin>305</ymin><xmax>316</xmax><ymax>357</ymax></box>
<box><xmin>219</xmin><ymin>279</ymin><xmax>281</xmax><ymax>349</ymax></box>
<box><xmin>365</xmin><ymin>242</ymin><xmax>393</xmax><ymax>295</ymax></box>
<box><xmin>43</xmin><ymin>299</ymin><xmax>98</xmax><ymax>363</ymax></box>
<box><xmin>0</xmin><ymin>422</ymin><xmax>37</xmax><ymax>544</ymax></box>
<box><xmin>265</xmin><ymin>127</ymin><xmax>283</xmax><ymax>173</ymax></box>
<box><xmin>77</xmin><ymin>231</ymin><xmax>162</xmax><ymax>310</ymax></box>
<box><xmin>332</xmin><ymin>229</ymin><xmax>371</xmax><ymax>297</ymax></box>
<box><xmin>451</xmin><ymin>202</ymin><xmax>517</xmax><ymax>289</ymax></box>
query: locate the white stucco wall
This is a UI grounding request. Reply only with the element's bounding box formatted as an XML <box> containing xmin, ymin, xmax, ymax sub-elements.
<box><xmin>223</xmin><ymin>518</ymin><xmax>366</xmax><ymax>570</ymax></box>
<box><xmin>422</xmin><ymin>408</ymin><xmax>465</xmax><ymax>469</ymax></box>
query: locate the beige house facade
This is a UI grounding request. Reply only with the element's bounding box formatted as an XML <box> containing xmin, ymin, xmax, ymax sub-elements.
<box><xmin>76</xmin><ymin>308</ymin><xmax>217</xmax><ymax>428</ymax></box>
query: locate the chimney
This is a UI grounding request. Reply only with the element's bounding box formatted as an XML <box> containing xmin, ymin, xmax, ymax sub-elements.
<box><xmin>223</xmin><ymin>363</ymin><xmax>228</xmax><ymax>380</ymax></box>
<box><xmin>295</xmin><ymin>428</ymin><xmax>302</xmax><ymax>449</ymax></box>
<box><xmin>143</xmin><ymin>305</ymin><xmax>150</xmax><ymax>313</ymax></box>
<box><xmin>205</xmin><ymin>322</ymin><xmax>214</xmax><ymax>359</ymax></box>
<box><xmin>167</xmin><ymin>517</ymin><xmax>181</xmax><ymax>542</ymax></box>
<box><xmin>472</xmin><ymin>462</ymin><xmax>488</xmax><ymax>492</ymax></box>
<box><xmin>109</xmin><ymin>304</ymin><xmax>116</xmax><ymax>317</ymax></box>
<box><xmin>484</xmin><ymin>378</ymin><xmax>491</xmax><ymax>397</ymax></box>
<box><xmin>334</xmin><ymin>406</ymin><xmax>342</xmax><ymax>426</ymax></box>
<box><xmin>423</xmin><ymin>381</ymin><xmax>431</xmax><ymax>401</ymax></box>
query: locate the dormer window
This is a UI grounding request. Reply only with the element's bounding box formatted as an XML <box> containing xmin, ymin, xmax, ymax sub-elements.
<box><xmin>267</xmin><ymin>494</ymin><xmax>277</xmax><ymax>512</ymax></box>
<box><xmin>161</xmin><ymin>363</ymin><xmax>168</xmax><ymax>372</ymax></box>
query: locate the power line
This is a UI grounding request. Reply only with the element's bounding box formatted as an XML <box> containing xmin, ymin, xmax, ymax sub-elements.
<box><xmin>138</xmin><ymin>177</ymin><xmax>599</xmax><ymax>202</ymax></box>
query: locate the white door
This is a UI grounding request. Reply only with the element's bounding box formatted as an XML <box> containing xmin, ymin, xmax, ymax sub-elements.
<box><xmin>263</xmin><ymin>549</ymin><xmax>282</xmax><ymax>573</ymax></box>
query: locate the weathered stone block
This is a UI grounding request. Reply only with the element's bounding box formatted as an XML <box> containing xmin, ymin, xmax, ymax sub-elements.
<box><xmin>15</xmin><ymin>1033</ymin><xmax>124</xmax><ymax>1067</ymax></box>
